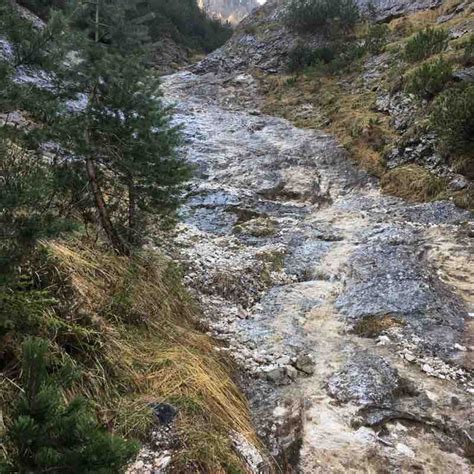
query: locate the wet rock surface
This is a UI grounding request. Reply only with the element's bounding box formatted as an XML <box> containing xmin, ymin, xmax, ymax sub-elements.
<box><xmin>335</xmin><ymin>224</ymin><xmax>469</xmax><ymax>359</ymax></box>
<box><xmin>161</xmin><ymin>68</ymin><xmax>473</xmax><ymax>471</ymax></box>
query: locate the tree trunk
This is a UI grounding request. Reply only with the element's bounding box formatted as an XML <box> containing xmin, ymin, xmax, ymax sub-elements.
<box><xmin>83</xmin><ymin>4</ymin><xmax>128</xmax><ymax>255</ymax></box>
<box><xmin>94</xmin><ymin>0</ymin><xmax>100</xmax><ymax>43</ymax></box>
<box><xmin>127</xmin><ymin>175</ymin><xmax>137</xmax><ymax>245</ymax></box>
<box><xmin>85</xmin><ymin>157</ymin><xmax>128</xmax><ymax>255</ymax></box>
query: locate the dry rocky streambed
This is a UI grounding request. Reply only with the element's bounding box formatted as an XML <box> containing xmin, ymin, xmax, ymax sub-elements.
<box><xmin>161</xmin><ymin>69</ymin><xmax>473</xmax><ymax>472</ymax></box>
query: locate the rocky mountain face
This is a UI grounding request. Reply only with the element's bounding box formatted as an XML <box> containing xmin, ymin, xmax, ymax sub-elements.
<box><xmin>195</xmin><ymin>0</ymin><xmax>455</xmax><ymax>73</ymax></box>
<box><xmin>198</xmin><ymin>0</ymin><xmax>261</xmax><ymax>24</ymax></box>
<box><xmin>162</xmin><ymin>68</ymin><xmax>472</xmax><ymax>472</ymax></box>
<box><xmin>356</xmin><ymin>0</ymin><xmax>444</xmax><ymax>21</ymax></box>
<box><xmin>171</xmin><ymin>0</ymin><xmax>473</xmax><ymax>471</ymax></box>
<box><xmin>194</xmin><ymin>0</ymin><xmax>473</xmax><ymax>189</ymax></box>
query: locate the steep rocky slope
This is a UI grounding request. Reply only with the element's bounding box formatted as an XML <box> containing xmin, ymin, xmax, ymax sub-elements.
<box><xmin>163</xmin><ymin>66</ymin><xmax>472</xmax><ymax>473</ymax></box>
<box><xmin>196</xmin><ymin>0</ymin><xmax>450</xmax><ymax>72</ymax></box>
<box><xmin>2</xmin><ymin>0</ymin><xmax>472</xmax><ymax>471</ymax></box>
<box><xmin>356</xmin><ymin>0</ymin><xmax>444</xmax><ymax>21</ymax></box>
<box><xmin>159</xmin><ymin>0</ymin><xmax>474</xmax><ymax>471</ymax></box>
<box><xmin>196</xmin><ymin>0</ymin><xmax>470</xmax><ymax>80</ymax></box>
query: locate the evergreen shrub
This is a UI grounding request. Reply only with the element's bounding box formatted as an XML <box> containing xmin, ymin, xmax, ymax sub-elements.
<box><xmin>404</xmin><ymin>28</ymin><xmax>449</xmax><ymax>62</ymax></box>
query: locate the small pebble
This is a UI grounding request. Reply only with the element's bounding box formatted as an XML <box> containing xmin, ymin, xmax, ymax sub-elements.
<box><xmin>422</xmin><ymin>364</ymin><xmax>433</xmax><ymax>374</ymax></box>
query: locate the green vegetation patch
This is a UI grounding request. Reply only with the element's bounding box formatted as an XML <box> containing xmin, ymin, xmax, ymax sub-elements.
<box><xmin>404</xmin><ymin>58</ymin><xmax>453</xmax><ymax>99</ymax></box>
<box><xmin>234</xmin><ymin>217</ymin><xmax>279</xmax><ymax>238</ymax></box>
<box><xmin>2</xmin><ymin>338</ymin><xmax>138</xmax><ymax>473</ymax></box>
<box><xmin>287</xmin><ymin>41</ymin><xmax>365</xmax><ymax>73</ymax></box>
<box><xmin>404</xmin><ymin>27</ymin><xmax>449</xmax><ymax>62</ymax></box>
<box><xmin>364</xmin><ymin>23</ymin><xmax>390</xmax><ymax>54</ymax></box>
<box><xmin>353</xmin><ymin>314</ymin><xmax>405</xmax><ymax>338</ymax></box>
<box><xmin>287</xmin><ymin>44</ymin><xmax>336</xmax><ymax>73</ymax></box>
<box><xmin>430</xmin><ymin>83</ymin><xmax>474</xmax><ymax>156</ymax></box>
<box><xmin>0</xmin><ymin>241</ymin><xmax>259</xmax><ymax>472</ymax></box>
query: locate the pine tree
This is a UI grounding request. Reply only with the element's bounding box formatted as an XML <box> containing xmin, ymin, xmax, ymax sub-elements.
<box><xmin>50</xmin><ymin>0</ymin><xmax>188</xmax><ymax>252</ymax></box>
<box><xmin>0</xmin><ymin>131</ymin><xmax>66</xmax><ymax>271</ymax></box>
<box><xmin>78</xmin><ymin>54</ymin><xmax>186</xmax><ymax>244</ymax></box>
<box><xmin>2</xmin><ymin>0</ymin><xmax>189</xmax><ymax>254</ymax></box>
<box><xmin>146</xmin><ymin>0</ymin><xmax>232</xmax><ymax>52</ymax></box>
<box><xmin>0</xmin><ymin>5</ymin><xmax>79</xmax><ymax>272</ymax></box>
<box><xmin>2</xmin><ymin>338</ymin><xmax>138</xmax><ymax>473</ymax></box>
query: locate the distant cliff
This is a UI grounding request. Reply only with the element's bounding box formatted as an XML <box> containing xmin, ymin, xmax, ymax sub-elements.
<box><xmin>198</xmin><ymin>0</ymin><xmax>260</xmax><ymax>24</ymax></box>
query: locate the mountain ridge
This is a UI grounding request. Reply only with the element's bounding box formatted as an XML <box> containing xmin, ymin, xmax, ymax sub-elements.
<box><xmin>198</xmin><ymin>0</ymin><xmax>261</xmax><ymax>24</ymax></box>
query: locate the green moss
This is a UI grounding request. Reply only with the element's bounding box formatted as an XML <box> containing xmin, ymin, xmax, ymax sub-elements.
<box><xmin>233</xmin><ymin>217</ymin><xmax>278</xmax><ymax>238</ymax></box>
<box><xmin>353</xmin><ymin>315</ymin><xmax>405</xmax><ymax>337</ymax></box>
<box><xmin>257</xmin><ymin>250</ymin><xmax>286</xmax><ymax>272</ymax></box>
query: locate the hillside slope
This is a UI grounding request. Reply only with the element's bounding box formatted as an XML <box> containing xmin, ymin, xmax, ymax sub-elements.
<box><xmin>195</xmin><ymin>0</ymin><xmax>473</xmax><ymax>210</ymax></box>
<box><xmin>0</xmin><ymin>2</ymin><xmax>262</xmax><ymax>472</ymax></box>
<box><xmin>1</xmin><ymin>0</ymin><xmax>473</xmax><ymax>472</ymax></box>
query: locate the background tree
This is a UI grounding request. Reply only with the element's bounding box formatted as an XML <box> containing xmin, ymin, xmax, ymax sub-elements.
<box><xmin>146</xmin><ymin>0</ymin><xmax>232</xmax><ymax>52</ymax></box>
<box><xmin>285</xmin><ymin>0</ymin><xmax>360</xmax><ymax>33</ymax></box>
<box><xmin>0</xmin><ymin>131</ymin><xmax>78</xmax><ymax>273</ymax></box>
<box><xmin>0</xmin><ymin>1</ymin><xmax>88</xmax><ymax>270</ymax></box>
<box><xmin>16</xmin><ymin>0</ymin><xmax>233</xmax><ymax>53</ymax></box>
<box><xmin>16</xmin><ymin>0</ymin><xmax>68</xmax><ymax>19</ymax></box>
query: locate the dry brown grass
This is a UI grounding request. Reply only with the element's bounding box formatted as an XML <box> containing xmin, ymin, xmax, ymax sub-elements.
<box><xmin>353</xmin><ymin>314</ymin><xmax>405</xmax><ymax>337</ymax></box>
<box><xmin>390</xmin><ymin>10</ymin><xmax>439</xmax><ymax>35</ymax></box>
<box><xmin>390</xmin><ymin>0</ymin><xmax>473</xmax><ymax>41</ymax></box>
<box><xmin>381</xmin><ymin>165</ymin><xmax>446</xmax><ymax>202</ymax></box>
<box><xmin>2</xmin><ymin>239</ymin><xmax>261</xmax><ymax>472</ymax></box>
<box><xmin>452</xmin><ymin>189</ymin><xmax>474</xmax><ymax>211</ymax></box>
<box><xmin>262</xmin><ymin>73</ymin><xmax>390</xmax><ymax>176</ymax></box>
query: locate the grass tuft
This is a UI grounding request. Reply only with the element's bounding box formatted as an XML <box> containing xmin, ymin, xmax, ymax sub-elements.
<box><xmin>381</xmin><ymin>165</ymin><xmax>446</xmax><ymax>202</ymax></box>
